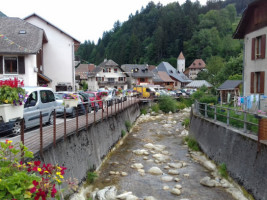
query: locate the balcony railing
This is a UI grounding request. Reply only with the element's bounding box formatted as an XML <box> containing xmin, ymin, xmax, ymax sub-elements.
<box><xmin>98</xmin><ymin>81</ymin><xmax>127</xmax><ymax>86</ymax></box>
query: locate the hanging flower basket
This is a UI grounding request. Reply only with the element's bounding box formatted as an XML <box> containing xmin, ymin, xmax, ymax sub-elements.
<box><xmin>0</xmin><ymin>78</ymin><xmax>26</xmax><ymax>122</ymax></box>
<box><xmin>100</xmin><ymin>91</ymin><xmax>108</xmax><ymax>101</ymax></box>
<box><xmin>0</xmin><ymin>104</ymin><xmax>23</xmax><ymax>122</ymax></box>
<box><xmin>63</xmin><ymin>94</ymin><xmax>79</xmax><ymax>107</ymax></box>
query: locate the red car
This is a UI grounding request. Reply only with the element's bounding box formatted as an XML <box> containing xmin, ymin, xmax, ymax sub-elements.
<box><xmin>85</xmin><ymin>91</ymin><xmax>103</xmax><ymax>108</ymax></box>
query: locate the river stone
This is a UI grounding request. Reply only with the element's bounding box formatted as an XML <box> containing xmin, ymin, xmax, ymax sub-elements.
<box><xmin>163</xmin><ymin>124</ymin><xmax>172</xmax><ymax>128</ymax></box>
<box><xmin>168</xmin><ymin>163</ymin><xmax>183</xmax><ymax>169</ymax></box>
<box><xmin>116</xmin><ymin>192</ymin><xmax>132</xmax><ymax>199</ymax></box>
<box><xmin>200</xmin><ymin>176</ymin><xmax>216</xmax><ymax>187</ymax></box>
<box><xmin>121</xmin><ymin>172</ymin><xmax>128</xmax><ymax>176</ymax></box>
<box><xmin>161</xmin><ymin>175</ymin><xmax>173</xmax><ymax>182</ymax></box>
<box><xmin>184</xmin><ymin>174</ymin><xmax>190</xmax><ymax>178</ymax></box>
<box><xmin>152</xmin><ymin>154</ymin><xmax>169</xmax><ymax>162</ymax></box>
<box><xmin>109</xmin><ymin>171</ymin><xmax>116</xmax><ymax>175</ymax></box>
<box><xmin>174</xmin><ymin>178</ymin><xmax>180</xmax><ymax>182</ymax></box>
<box><xmin>133</xmin><ymin>149</ymin><xmax>149</xmax><ymax>156</ymax></box>
<box><xmin>144</xmin><ymin>143</ymin><xmax>155</xmax><ymax>149</ymax></box>
<box><xmin>181</xmin><ymin>130</ymin><xmax>189</xmax><ymax>136</ymax></box>
<box><xmin>143</xmin><ymin>156</ymin><xmax>148</xmax><ymax>160</ymax></box>
<box><xmin>126</xmin><ymin>195</ymin><xmax>139</xmax><ymax>200</ymax></box>
<box><xmin>163</xmin><ymin>185</ymin><xmax>170</xmax><ymax>190</ymax></box>
<box><xmin>148</xmin><ymin>167</ymin><xmax>163</xmax><ymax>175</ymax></box>
<box><xmin>164</xmin><ymin>166</ymin><xmax>170</xmax><ymax>170</ymax></box>
<box><xmin>144</xmin><ymin>196</ymin><xmax>157</xmax><ymax>200</ymax></box>
<box><xmin>175</xmin><ymin>184</ymin><xmax>182</xmax><ymax>189</ymax></box>
<box><xmin>170</xmin><ymin>188</ymin><xmax>181</xmax><ymax>196</ymax></box>
<box><xmin>131</xmin><ymin>163</ymin><xmax>144</xmax><ymax>169</ymax></box>
<box><xmin>93</xmin><ymin>186</ymin><xmax>117</xmax><ymax>200</ymax></box>
<box><xmin>168</xmin><ymin>169</ymin><xmax>180</xmax><ymax>175</ymax></box>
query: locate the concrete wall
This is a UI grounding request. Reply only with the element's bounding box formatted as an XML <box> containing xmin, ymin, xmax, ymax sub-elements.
<box><xmin>35</xmin><ymin>103</ymin><xmax>140</xmax><ymax>187</ymax></box>
<box><xmin>189</xmin><ymin>110</ymin><xmax>267</xmax><ymax>200</ymax></box>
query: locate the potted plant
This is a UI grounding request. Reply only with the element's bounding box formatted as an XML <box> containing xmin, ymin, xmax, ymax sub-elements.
<box><xmin>63</xmin><ymin>93</ymin><xmax>79</xmax><ymax>108</ymax></box>
<box><xmin>100</xmin><ymin>91</ymin><xmax>108</xmax><ymax>101</ymax></box>
<box><xmin>116</xmin><ymin>88</ymin><xmax>123</xmax><ymax>97</ymax></box>
<box><xmin>0</xmin><ymin>78</ymin><xmax>26</xmax><ymax>122</ymax></box>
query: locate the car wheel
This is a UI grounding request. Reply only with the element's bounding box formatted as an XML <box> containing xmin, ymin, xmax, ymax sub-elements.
<box><xmin>12</xmin><ymin>120</ymin><xmax>21</xmax><ymax>136</ymax></box>
<box><xmin>48</xmin><ymin>112</ymin><xmax>54</xmax><ymax>125</ymax></box>
<box><xmin>71</xmin><ymin>108</ymin><xmax>77</xmax><ymax>118</ymax></box>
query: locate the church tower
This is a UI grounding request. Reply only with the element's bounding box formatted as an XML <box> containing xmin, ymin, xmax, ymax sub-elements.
<box><xmin>177</xmin><ymin>52</ymin><xmax>185</xmax><ymax>72</ymax></box>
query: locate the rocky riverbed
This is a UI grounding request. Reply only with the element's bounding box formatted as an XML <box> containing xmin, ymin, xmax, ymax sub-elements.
<box><xmin>70</xmin><ymin>108</ymin><xmax>253</xmax><ymax>200</ymax></box>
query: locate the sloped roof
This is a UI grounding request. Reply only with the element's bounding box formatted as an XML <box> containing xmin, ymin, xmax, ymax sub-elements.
<box><xmin>157</xmin><ymin>62</ymin><xmax>191</xmax><ymax>83</ymax></box>
<box><xmin>178</xmin><ymin>52</ymin><xmax>185</xmax><ymax>60</ymax></box>
<box><xmin>98</xmin><ymin>59</ymin><xmax>118</xmax><ymax>68</ymax></box>
<box><xmin>186</xmin><ymin>80</ymin><xmax>213</xmax><ymax>88</ymax></box>
<box><xmin>121</xmin><ymin>64</ymin><xmax>154</xmax><ymax>78</ymax></box>
<box><xmin>0</xmin><ymin>17</ymin><xmax>47</xmax><ymax>54</ymax></box>
<box><xmin>151</xmin><ymin>68</ymin><xmax>163</xmax><ymax>83</ymax></box>
<box><xmin>158</xmin><ymin>71</ymin><xmax>174</xmax><ymax>82</ymax></box>
<box><xmin>233</xmin><ymin>0</ymin><xmax>267</xmax><ymax>39</ymax></box>
<box><xmin>188</xmin><ymin>59</ymin><xmax>206</xmax><ymax>69</ymax></box>
<box><xmin>217</xmin><ymin>80</ymin><xmax>242</xmax><ymax>90</ymax></box>
<box><xmin>75</xmin><ymin>64</ymin><xmax>96</xmax><ymax>79</ymax></box>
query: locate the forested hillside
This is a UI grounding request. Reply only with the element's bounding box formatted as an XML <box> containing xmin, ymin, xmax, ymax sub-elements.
<box><xmin>76</xmin><ymin>0</ymin><xmax>253</xmax><ymax>86</ymax></box>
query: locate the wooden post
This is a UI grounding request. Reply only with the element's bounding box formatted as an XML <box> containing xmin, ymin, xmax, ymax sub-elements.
<box><xmin>40</xmin><ymin>111</ymin><xmax>43</xmax><ymax>156</ymax></box>
<box><xmin>111</xmin><ymin>99</ymin><xmax>113</xmax><ymax>115</ymax></box>
<box><xmin>244</xmin><ymin>111</ymin><xmax>247</xmax><ymax>133</ymax></box>
<box><xmin>53</xmin><ymin>109</ymin><xmax>56</xmax><ymax>147</ymax></box>
<box><xmin>64</xmin><ymin>108</ymin><xmax>66</xmax><ymax>140</ymax></box>
<box><xmin>220</xmin><ymin>90</ymin><xmax>223</xmax><ymax>106</ymax></box>
<box><xmin>86</xmin><ymin>103</ymin><xmax>88</xmax><ymax>130</ymax></box>
<box><xmin>76</xmin><ymin>107</ymin><xmax>78</xmax><ymax>134</ymax></box>
<box><xmin>20</xmin><ymin>119</ymin><xmax>25</xmax><ymax>162</ymax></box>
<box><xmin>102</xmin><ymin>101</ymin><xmax>104</xmax><ymax>121</ymax></box>
<box><xmin>205</xmin><ymin>104</ymin><xmax>208</xmax><ymax>118</ymax></box>
<box><xmin>94</xmin><ymin>104</ymin><xmax>96</xmax><ymax>124</ymax></box>
<box><xmin>214</xmin><ymin>106</ymin><xmax>217</xmax><ymax>122</ymax></box>
<box><xmin>107</xmin><ymin>101</ymin><xmax>109</xmax><ymax>118</ymax></box>
<box><xmin>227</xmin><ymin>108</ymin><xmax>230</xmax><ymax>126</ymax></box>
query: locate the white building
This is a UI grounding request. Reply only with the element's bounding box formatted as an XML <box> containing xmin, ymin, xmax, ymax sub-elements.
<box><xmin>177</xmin><ymin>52</ymin><xmax>185</xmax><ymax>73</ymax></box>
<box><xmin>24</xmin><ymin>13</ymin><xmax>80</xmax><ymax>91</ymax></box>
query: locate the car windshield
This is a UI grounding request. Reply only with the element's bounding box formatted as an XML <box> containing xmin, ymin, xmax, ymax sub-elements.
<box><xmin>87</xmin><ymin>93</ymin><xmax>95</xmax><ymax>97</ymax></box>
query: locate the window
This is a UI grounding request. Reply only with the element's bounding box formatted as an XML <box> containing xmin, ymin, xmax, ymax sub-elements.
<box><xmin>109</xmin><ymin>68</ymin><xmax>111</xmax><ymax>73</ymax></box>
<box><xmin>25</xmin><ymin>91</ymin><xmax>38</xmax><ymax>107</ymax></box>
<box><xmin>108</xmin><ymin>78</ymin><xmax>115</xmax><ymax>83</ymax></box>
<box><xmin>252</xmin><ymin>35</ymin><xmax>266</xmax><ymax>60</ymax></box>
<box><xmin>103</xmin><ymin>68</ymin><xmax>108</xmax><ymax>73</ymax></box>
<box><xmin>4</xmin><ymin>57</ymin><xmax>18</xmax><ymax>74</ymax></box>
<box><xmin>40</xmin><ymin>90</ymin><xmax>55</xmax><ymax>103</ymax></box>
<box><xmin>114</xmin><ymin>68</ymin><xmax>118</xmax><ymax>73</ymax></box>
<box><xmin>118</xmin><ymin>77</ymin><xmax>124</xmax><ymax>81</ymax></box>
<box><xmin>251</xmin><ymin>72</ymin><xmax>265</xmax><ymax>94</ymax></box>
<box><xmin>140</xmin><ymin>78</ymin><xmax>145</xmax><ymax>82</ymax></box>
<box><xmin>96</xmin><ymin>77</ymin><xmax>102</xmax><ymax>81</ymax></box>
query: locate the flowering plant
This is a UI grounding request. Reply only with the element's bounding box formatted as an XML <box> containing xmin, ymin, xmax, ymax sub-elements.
<box><xmin>0</xmin><ymin>78</ymin><xmax>26</xmax><ymax>106</ymax></box>
<box><xmin>0</xmin><ymin>140</ymin><xmax>78</xmax><ymax>200</ymax></box>
<box><xmin>116</xmin><ymin>88</ymin><xmax>123</xmax><ymax>96</ymax></box>
<box><xmin>100</xmin><ymin>91</ymin><xmax>108</xmax><ymax>97</ymax></box>
<box><xmin>63</xmin><ymin>93</ymin><xmax>78</xmax><ymax>100</ymax></box>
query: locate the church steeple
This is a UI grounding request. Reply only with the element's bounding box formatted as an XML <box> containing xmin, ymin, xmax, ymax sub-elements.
<box><xmin>177</xmin><ymin>52</ymin><xmax>185</xmax><ymax>72</ymax></box>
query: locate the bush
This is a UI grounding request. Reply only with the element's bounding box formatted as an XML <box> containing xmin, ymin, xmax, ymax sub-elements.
<box><xmin>158</xmin><ymin>95</ymin><xmax>177</xmax><ymax>113</ymax></box>
<box><xmin>176</xmin><ymin>102</ymin><xmax>186</xmax><ymax>110</ymax></box>
<box><xmin>182</xmin><ymin>118</ymin><xmax>190</xmax><ymax>129</ymax></box>
<box><xmin>140</xmin><ymin>108</ymin><xmax>147</xmax><ymax>115</ymax></box>
<box><xmin>199</xmin><ymin>95</ymin><xmax>217</xmax><ymax>104</ymax></box>
<box><xmin>218</xmin><ymin>163</ymin><xmax>228</xmax><ymax>178</ymax></box>
<box><xmin>87</xmin><ymin>171</ymin><xmax>98</xmax><ymax>184</ymax></box>
<box><xmin>184</xmin><ymin>136</ymin><xmax>200</xmax><ymax>151</ymax></box>
<box><xmin>151</xmin><ymin>103</ymin><xmax>160</xmax><ymax>113</ymax></box>
<box><xmin>125</xmin><ymin>121</ymin><xmax>132</xmax><ymax>132</ymax></box>
<box><xmin>121</xmin><ymin>130</ymin><xmax>126</xmax><ymax>137</ymax></box>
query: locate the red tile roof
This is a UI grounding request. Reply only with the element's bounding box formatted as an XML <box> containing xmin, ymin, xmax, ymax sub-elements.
<box><xmin>158</xmin><ymin>71</ymin><xmax>174</xmax><ymax>82</ymax></box>
<box><xmin>178</xmin><ymin>52</ymin><xmax>185</xmax><ymax>60</ymax></box>
<box><xmin>188</xmin><ymin>59</ymin><xmax>206</xmax><ymax>69</ymax></box>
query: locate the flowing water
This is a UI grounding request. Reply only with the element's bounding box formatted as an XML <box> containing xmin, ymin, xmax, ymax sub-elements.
<box><xmin>78</xmin><ymin>109</ymin><xmax>250</xmax><ymax>200</ymax></box>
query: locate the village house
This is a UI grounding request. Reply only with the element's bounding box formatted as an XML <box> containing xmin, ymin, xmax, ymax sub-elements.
<box><xmin>0</xmin><ymin>17</ymin><xmax>49</xmax><ymax>86</ymax></box>
<box><xmin>87</xmin><ymin>59</ymin><xmax>128</xmax><ymax>91</ymax></box>
<box><xmin>75</xmin><ymin>63</ymin><xmax>95</xmax><ymax>90</ymax></box>
<box><xmin>24</xmin><ymin>13</ymin><xmax>80</xmax><ymax>91</ymax></box>
<box><xmin>157</xmin><ymin>61</ymin><xmax>191</xmax><ymax>89</ymax></box>
<box><xmin>188</xmin><ymin>59</ymin><xmax>206</xmax><ymax>79</ymax></box>
<box><xmin>233</xmin><ymin>0</ymin><xmax>267</xmax><ymax>111</ymax></box>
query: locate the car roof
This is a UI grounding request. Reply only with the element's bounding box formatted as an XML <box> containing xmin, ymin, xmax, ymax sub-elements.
<box><xmin>23</xmin><ymin>86</ymin><xmax>54</xmax><ymax>92</ymax></box>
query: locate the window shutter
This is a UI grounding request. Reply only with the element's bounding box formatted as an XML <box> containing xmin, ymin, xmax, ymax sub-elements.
<box><xmin>250</xmin><ymin>72</ymin><xmax>254</xmax><ymax>93</ymax></box>
<box><xmin>261</xmin><ymin>34</ymin><xmax>266</xmax><ymax>59</ymax></box>
<box><xmin>18</xmin><ymin>56</ymin><xmax>25</xmax><ymax>74</ymax></box>
<box><xmin>0</xmin><ymin>56</ymin><xmax>3</xmax><ymax>74</ymax></box>
<box><xmin>102</xmin><ymin>77</ymin><xmax>104</xmax><ymax>81</ymax></box>
<box><xmin>252</xmin><ymin>38</ymin><xmax>256</xmax><ymax>60</ymax></box>
<box><xmin>260</xmin><ymin>71</ymin><xmax>265</xmax><ymax>94</ymax></box>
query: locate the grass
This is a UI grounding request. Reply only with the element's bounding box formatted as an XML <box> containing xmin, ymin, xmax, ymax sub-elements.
<box><xmin>182</xmin><ymin>117</ymin><xmax>190</xmax><ymax>129</ymax></box>
<box><xmin>151</xmin><ymin>103</ymin><xmax>160</xmax><ymax>113</ymax></box>
<box><xmin>125</xmin><ymin>120</ymin><xmax>132</xmax><ymax>132</ymax></box>
<box><xmin>158</xmin><ymin>95</ymin><xmax>177</xmax><ymax>113</ymax></box>
<box><xmin>140</xmin><ymin>108</ymin><xmax>147</xmax><ymax>115</ymax></box>
<box><xmin>184</xmin><ymin>136</ymin><xmax>200</xmax><ymax>151</ymax></box>
<box><xmin>87</xmin><ymin>171</ymin><xmax>98</xmax><ymax>184</ymax></box>
<box><xmin>121</xmin><ymin>129</ymin><xmax>126</xmax><ymax>137</ymax></box>
<box><xmin>218</xmin><ymin>163</ymin><xmax>228</xmax><ymax>178</ymax></box>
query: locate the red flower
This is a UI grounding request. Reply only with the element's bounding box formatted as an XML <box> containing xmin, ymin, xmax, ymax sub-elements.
<box><xmin>51</xmin><ymin>184</ymin><xmax>57</xmax><ymax>197</ymax></box>
<box><xmin>34</xmin><ymin>161</ymin><xmax>41</xmax><ymax>166</ymax></box>
<box><xmin>30</xmin><ymin>187</ymin><xmax>37</xmax><ymax>193</ymax></box>
<box><xmin>33</xmin><ymin>180</ymin><xmax>39</xmax><ymax>187</ymax></box>
<box><xmin>8</xmin><ymin>145</ymin><xmax>14</xmax><ymax>149</ymax></box>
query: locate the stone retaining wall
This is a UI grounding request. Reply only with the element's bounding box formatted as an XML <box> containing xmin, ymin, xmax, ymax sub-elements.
<box><xmin>189</xmin><ymin>108</ymin><xmax>267</xmax><ymax>200</ymax></box>
<box><xmin>36</xmin><ymin>103</ymin><xmax>140</xmax><ymax>186</ymax></box>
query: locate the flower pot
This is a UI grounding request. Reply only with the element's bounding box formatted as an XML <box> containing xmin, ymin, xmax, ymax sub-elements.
<box><xmin>0</xmin><ymin>104</ymin><xmax>23</xmax><ymax>122</ymax></box>
<box><xmin>63</xmin><ymin>99</ymin><xmax>78</xmax><ymax>108</ymax></box>
<box><xmin>102</xmin><ymin>96</ymin><xmax>108</xmax><ymax>101</ymax></box>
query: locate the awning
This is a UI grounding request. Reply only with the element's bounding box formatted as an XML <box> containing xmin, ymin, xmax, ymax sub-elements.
<box><xmin>38</xmin><ymin>72</ymin><xmax>52</xmax><ymax>84</ymax></box>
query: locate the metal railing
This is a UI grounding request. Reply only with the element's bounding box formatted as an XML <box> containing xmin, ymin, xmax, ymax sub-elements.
<box><xmin>0</xmin><ymin>96</ymin><xmax>140</xmax><ymax>156</ymax></box>
<box><xmin>194</xmin><ymin>101</ymin><xmax>267</xmax><ymax>135</ymax></box>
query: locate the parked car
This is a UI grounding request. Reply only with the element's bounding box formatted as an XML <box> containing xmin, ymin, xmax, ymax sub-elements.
<box><xmin>54</xmin><ymin>92</ymin><xmax>87</xmax><ymax>118</ymax></box>
<box><xmin>98</xmin><ymin>88</ymin><xmax>116</xmax><ymax>106</ymax></box>
<box><xmin>85</xmin><ymin>91</ymin><xmax>103</xmax><ymax>109</ymax></box>
<box><xmin>0</xmin><ymin>87</ymin><xmax>58</xmax><ymax>136</ymax></box>
<box><xmin>77</xmin><ymin>91</ymin><xmax>93</xmax><ymax>112</ymax></box>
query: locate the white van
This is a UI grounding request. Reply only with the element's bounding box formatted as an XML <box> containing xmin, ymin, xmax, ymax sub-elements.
<box><xmin>23</xmin><ymin>87</ymin><xmax>57</xmax><ymax>129</ymax></box>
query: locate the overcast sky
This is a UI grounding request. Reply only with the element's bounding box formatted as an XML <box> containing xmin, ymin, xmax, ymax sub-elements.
<box><xmin>2</xmin><ymin>0</ymin><xmax>207</xmax><ymax>43</ymax></box>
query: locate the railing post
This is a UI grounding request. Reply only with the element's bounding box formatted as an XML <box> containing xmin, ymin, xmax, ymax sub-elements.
<box><xmin>53</xmin><ymin>109</ymin><xmax>56</xmax><ymax>147</ymax></box>
<box><xmin>40</xmin><ymin>111</ymin><xmax>43</xmax><ymax>157</ymax></box>
<box><xmin>86</xmin><ymin>103</ymin><xmax>88</xmax><ymax>130</ymax></box>
<box><xmin>121</xmin><ymin>98</ymin><xmax>123</xmax><ymax>111</ymax></box>
<box><xmin>227</xmin><ymin>108</ymin><xmax>230</xmax><ymax>126</ymax></box>
<box><xmin>102</xmin><ymin>101</ymin><xmax>104</xmax><ymax>121</ymax></box>
<box><xmin>20</xmin><ymin>118</ymin><xmax>25</xmax><ymax>162</ymax></box>
<box><xmin>94</xmin><ymin>103</ymin><xmax>96</xmax><ymax>124</ymax></box>
<box><xmin>111</xmin><ymin>99</ymin><xmax>113</xmax><ymax>115</ymax></box>
<box><xmin>244</xmin><ymin>111</ymin><xmax>247</xmax><ymax>133</ymax></box>
<box><xmin>64</xmin><ymin>107</ymin><xmax>66</xmax><ymax>140</ymax></box>
<box><xmin>214</xmin><ymin>106</ymin><xmax>217</xmax><ymax>122</ymax></box>
<box><xmin>76</xmin><ymin>107</ymin><xmax>78</xmax><ymax>134</ymax></box>
<box><xmin>205</xmin><ymin>104</ymin><xmax>208</xmax><ymax>118</ymax></box>
<box><xmin>107</xmin><ymin>100</ymin><xmax>109</xmax><ymax>118</ymax></box>
<box><xmin>115</xmin><ymin>99</ymin><xmax>117</xmax><ymax>113</ymax></box>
